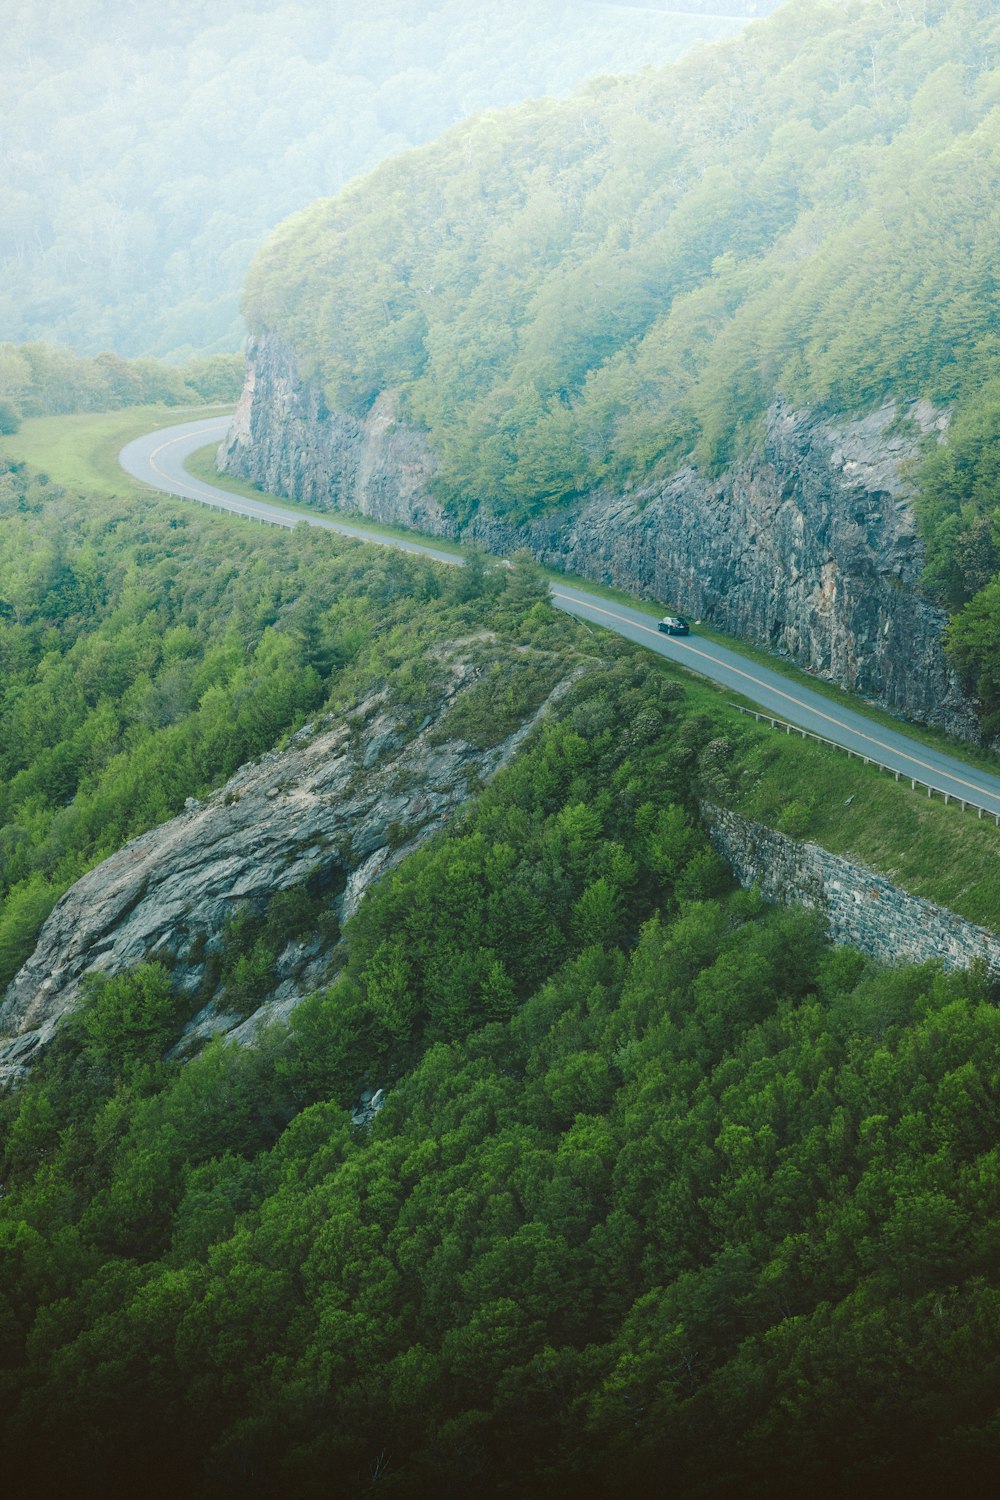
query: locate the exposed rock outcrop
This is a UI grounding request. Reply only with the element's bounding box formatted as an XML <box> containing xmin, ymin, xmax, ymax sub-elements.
<box><xmin>0</xmin><ymin>645</ymin><xmax>580</xmax><ymax>1085</ymax></box>
<box><xmin>220</xmin><ymin>332</ymin><xmax>978</xmax><ymax>742</ymax></box>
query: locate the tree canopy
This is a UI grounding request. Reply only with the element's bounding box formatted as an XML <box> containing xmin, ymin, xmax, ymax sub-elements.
<box><xmin>243</xmin><ymin>0</ymin><xmax>1000</xmax><ymax>720</ymax></box>
<box><xmin>0</xmin><ymin>343</ymin><xmax>242</xmax><ymax>428</ymax></box>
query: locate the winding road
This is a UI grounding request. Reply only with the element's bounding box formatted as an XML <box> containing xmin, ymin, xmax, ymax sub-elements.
<box><xmin>120</xmin><ymin>416</ymin><xmax>1000</xmax><ymax>821</ymax></box>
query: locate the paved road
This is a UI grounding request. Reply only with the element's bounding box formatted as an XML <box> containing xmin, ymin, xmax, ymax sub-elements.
<box><xmin>120</xmin><ymin>418</ymin><xmax>462</xmax><ymax>567</ymax></box>
<box><xmin>121</xmin><ymin>416</ymin><xmax>1000</xmax><ymax>820</ymax></box>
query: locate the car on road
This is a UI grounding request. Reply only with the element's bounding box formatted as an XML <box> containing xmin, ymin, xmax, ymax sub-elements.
<box><xmin>657</xmin><ymin>615</ymin><xmax>690</xmax><ymax>636</ymax></box>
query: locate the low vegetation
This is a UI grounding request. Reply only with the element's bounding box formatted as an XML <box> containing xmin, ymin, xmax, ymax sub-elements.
<box><xmin>695</xmin><ymin>693</ymin><xmax>1000</xmax><ymax>929</ymax></box>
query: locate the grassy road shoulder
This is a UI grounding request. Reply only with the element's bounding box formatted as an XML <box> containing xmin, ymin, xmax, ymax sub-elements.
<box><xmin>1</xmin><ymin>407</ymin><xmax>234</xmax><ymax>496</ymax></box>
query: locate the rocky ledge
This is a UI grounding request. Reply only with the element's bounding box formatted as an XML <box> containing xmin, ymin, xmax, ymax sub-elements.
<box><xmin>220</xmin><ymin>332</ymin><xmax>979</xmax><ymax>742</ymax></box>
<box><xmin>0</xmin><ymin>643</ymin><xmax>579</xmax><ymax>1085</ymax></box>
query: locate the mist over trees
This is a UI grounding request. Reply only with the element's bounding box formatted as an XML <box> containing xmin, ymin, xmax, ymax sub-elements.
<box><xmin>244</xmin><ymin>0</ymin><xmax>1000</xmax><ymax>722</ymax></box>
<box><xmin>0</xmin><ymin>343</ymin><xmax>243</xmax><ymax>430</ymax></box>
<box><xmin>0</xmin><ymin>0</ymin><xmax>741</xmax><ymax>361</ymax></box>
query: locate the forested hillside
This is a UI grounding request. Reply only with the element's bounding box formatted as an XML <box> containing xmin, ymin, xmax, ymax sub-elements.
<box><xmin>3</xmin><ymin>629</ymin><xmax>1000</xmax><ymax>1496</ymax></box>
<box><xmin>0</xmin><ymin>0</ymin><xmax>740</xmax><ymax>359</ymax></box>
<box><xmin>0</xmin><ymin>343</ymin><xmax>242</xmax><ymax>431</ymax></box>
<box><xmin>2</xmin><ymin>401</ymin><xmax>1000</xmax><ymax>1490</ymax></box>
<box><xmin>0</xmin><ymin>458</ymin><xmax>566</xmax><ymax>993</ymax></box>
<box><xmin>242</xmin><ymin>0</ymin><xmax>1000</xmax><ymax>722</ymax></box>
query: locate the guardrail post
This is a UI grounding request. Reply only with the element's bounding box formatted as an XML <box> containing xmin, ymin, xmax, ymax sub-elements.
<box><xmin>724</xmin><ymin>702</ymin><xmax>993</xmax><ymax>822</ymax></box>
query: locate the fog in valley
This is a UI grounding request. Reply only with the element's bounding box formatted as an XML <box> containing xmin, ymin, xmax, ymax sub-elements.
<box><xmin>1</xmin><ymin>0</ymin><xmax>752</xmax><ymax>360</ymax></box>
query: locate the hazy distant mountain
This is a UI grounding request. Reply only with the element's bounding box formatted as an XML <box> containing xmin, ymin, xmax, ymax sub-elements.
<box><xmin>0</xmin><ymin>0</ymin><xmax>741</xmax><ymax>360</ymax></box>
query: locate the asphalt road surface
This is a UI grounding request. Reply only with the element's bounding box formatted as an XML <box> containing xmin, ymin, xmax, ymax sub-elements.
<box><xmin>121</xmin><ymin>416</ymin><xmax>1000</xmax><ymax>820</ymax></box>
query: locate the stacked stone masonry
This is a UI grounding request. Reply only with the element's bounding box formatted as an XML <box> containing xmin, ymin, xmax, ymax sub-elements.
<box><xmin>703</xmin><ymin>802</ymin><xmax>1000</xmax><ymax>981</ymax></box>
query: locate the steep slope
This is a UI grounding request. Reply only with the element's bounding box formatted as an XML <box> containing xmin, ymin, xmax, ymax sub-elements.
<box><xmin>227</xmin><ymin>0</ymin><xmax>1000</xmax><ymax>738</ymax></box>
<box><xmin>0</xmin><ymin>641</ymin><xmax>579</xmax><ymax>1083</ymax></box>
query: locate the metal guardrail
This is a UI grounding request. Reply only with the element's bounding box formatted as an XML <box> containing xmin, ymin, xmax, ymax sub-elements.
<box><xmin>728</xmin><ymin>703</ymin><xmax>1000</xmax><ymax>826</ymax></box>
<box><xmin>183</xmin><ymin>491</ymin><xmax>1000</xmax><ymax>828</ymax></box>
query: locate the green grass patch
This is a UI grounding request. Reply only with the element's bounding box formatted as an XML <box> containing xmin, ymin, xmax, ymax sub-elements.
<box><xmin>1</xmin><ymin>406</ymin><xmax>233</xmax><ymax>497</ymax></box>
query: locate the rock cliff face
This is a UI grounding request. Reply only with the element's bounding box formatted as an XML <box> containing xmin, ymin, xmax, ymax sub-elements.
<box><xmin>220</xmin><ymin>333</ymin><xmax>979</xmax><ymax>741</ymax></box>
<box><xmin>0</xmin><ymin>644</ymin><xmax>579</xmax><ymax>1084</ymax></box>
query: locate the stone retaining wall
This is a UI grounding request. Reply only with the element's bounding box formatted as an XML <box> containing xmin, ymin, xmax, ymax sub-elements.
<box><xmin>703</xmin><ymin>802</ymin><xmax>1000</xmax><ymax>979</ymax></box>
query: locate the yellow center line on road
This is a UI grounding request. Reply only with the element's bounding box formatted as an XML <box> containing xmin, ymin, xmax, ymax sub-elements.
<box><xmin>137</xmin><ymin>425</ymin><xmax>1000</xmax><ymax>810</ymax></box>
<box><xmin>148</xmin><ymin>429</ymin><xmax>261</xmax><ymax>509</ymax></box>
<box><xmin>551</xmin><ymin>589</ymin><xmax>1000</xmax><ymax>806</ymax></box>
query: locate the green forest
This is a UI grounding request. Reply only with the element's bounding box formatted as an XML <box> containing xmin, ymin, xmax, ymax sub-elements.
<box><xmin>2</xmin><ymin>622</ymin><xmax>999</xmax><ymax>1493</ymax></box>
<box><xmin>243</xmin><ymin>0</ymin><xmax>1000</xmax><ymax>721</ymax></box>
<box><xmin>0</xmin><ymin>0</ymin><xmax>739</xmax><ymax>359</ymax></box>
<box><xmin>0</xmin><ymin>441</ymin><xmax>997</xmax><ymax>1494</ymax></box>
<box><xmin>4</xmin><ymin>1</ymin><xmax>1000</xmax><ymax>1492</ymax></box>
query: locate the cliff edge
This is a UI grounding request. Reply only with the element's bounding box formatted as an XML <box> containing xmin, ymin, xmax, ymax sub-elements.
<box><xmin>0</xmin><ymin>641</ymin><xmax>579</xmax><ymax>1084</ymax></box>
<box><xmin>220</xmin><ymin>333</ymin><xmax>979</xmax><ymax>742</ymax></box>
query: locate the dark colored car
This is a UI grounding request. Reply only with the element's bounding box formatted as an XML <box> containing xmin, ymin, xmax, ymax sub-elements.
<box><xmin>657</xmin><ymin>615</ymin><xmax>690</xmax><ymax>636</ymax></box>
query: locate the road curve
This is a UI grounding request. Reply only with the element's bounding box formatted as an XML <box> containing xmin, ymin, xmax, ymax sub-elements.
<box><xmin>121</xmin><ymin>416</ymin><xmax>1000</xmax><ymax>820</ymax></box>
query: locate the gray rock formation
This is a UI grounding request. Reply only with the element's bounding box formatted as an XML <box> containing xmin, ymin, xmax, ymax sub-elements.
<box><xmin>703</xmin><ymin>802</ymin><xmax>1000</xmax><ymax>979</ymax></box>
<box><xmin>223</xmin><ymin>337</ymin><xmax>444</xmax><ymax>534</ymax></box>
<box><xmin>220</xmin><ymin>332</ymin><xmax>979</xmax><ymax>741</ymax></box>
<box><xmin>0</xmin><ymin>645</ymin><xmax>579</xmax><ymax>1084</ymax></box>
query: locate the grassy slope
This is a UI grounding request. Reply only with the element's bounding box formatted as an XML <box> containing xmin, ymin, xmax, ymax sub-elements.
<box><xmin>6</xmin><ymin>411</ymin><xmax>999</xmax><ymax>933</ymax></box>
<box><xmin>692</xmin><ymin>679</ymin><xmax>1000</xmax><ymax>931</ymax></box>
<box><xmin>2</xmin><ymin>407</ymin><xmax>234</xmax><ymax>495</ymax></box>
